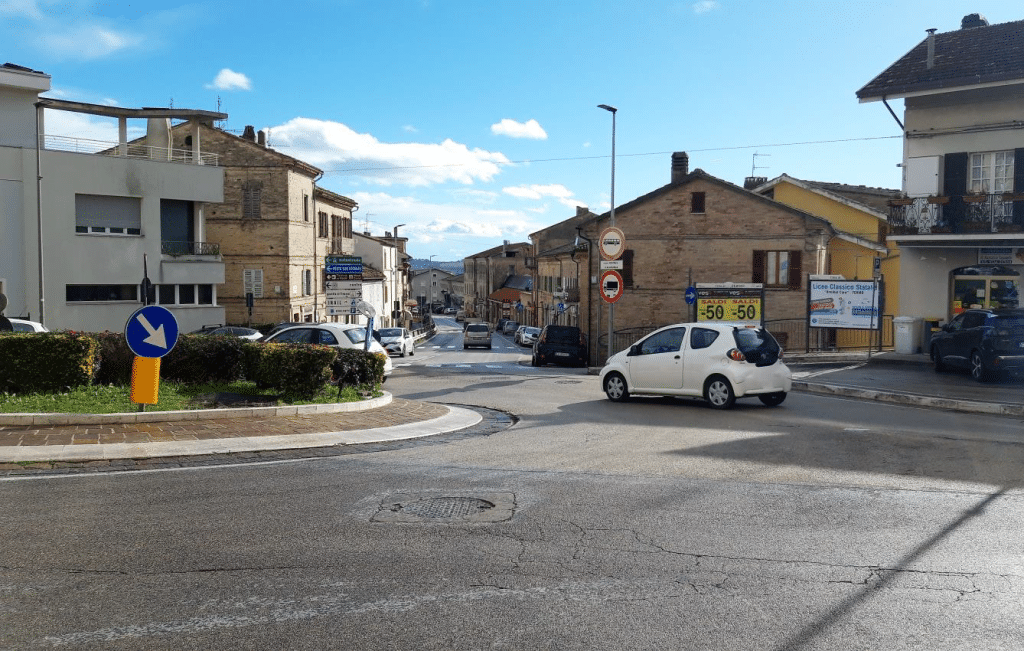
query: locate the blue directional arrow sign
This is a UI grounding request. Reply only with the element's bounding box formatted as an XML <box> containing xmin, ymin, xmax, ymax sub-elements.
<box><xmin>125</xmin><ymin>305</ymin><xmax>179</xmax><ymax>358</ymax></box>
<box><xmin>685</xmin><ymin>286</ymin><xmax>698</xmax><ymax>305</ymax></box>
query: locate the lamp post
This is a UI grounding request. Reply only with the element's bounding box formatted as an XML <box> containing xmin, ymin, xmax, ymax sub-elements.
<box><xmin>598</xmin><ymin>103</ymin><xmax>617</xmax><ymax>361</ymax></box>
<box><xmin>428</xmin><ymin>255</ymin><xmax>437</xmax><ymax>312</ymax></box>
<box><xmin>393</xmin><ymin>224</ymin><xmax>405</xmax><ymax>326</ymax></box>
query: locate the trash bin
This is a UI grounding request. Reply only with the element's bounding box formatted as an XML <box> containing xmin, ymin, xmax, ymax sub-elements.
<box><xmin>893</xmin><ymin>316</ymin><xmax>922</xmax><ymax>354</ymax></box>
<box><xmin>922</xmin><ymin>318</ymin><xmax>942</xmax><ymax>353</ymax></box>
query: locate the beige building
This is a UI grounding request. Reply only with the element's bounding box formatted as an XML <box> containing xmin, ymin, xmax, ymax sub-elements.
<box><xmin>529</xmin><ymin>206</ymin><xmax>596</xmax><ymax>328</ymax></box>
<box><xmin>462</xmin><ymin>241</ymin><xmax>532</xmax><ymax>322</ymax></box>
<box><xmin>167</xmin><ymin>124</ymin><xmax>357</xmax><ymax>326</ymax></box>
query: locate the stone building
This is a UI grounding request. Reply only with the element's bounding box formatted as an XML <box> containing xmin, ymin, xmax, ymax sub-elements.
<box><xmin>167</xmin><ymin>123</ymin><xmax>357</xmax><ymax>326</ymax></box>
<box><xmin>462</xmin><ymin>241</ymin><xmax>533</xmax><ymax>322</ymax></box>
<box><xmin>574</xmin><ymin>152</ymin><xmax>836</xmax><ymax>363</ymax></box>
<box><xmin>529</xmin><ymin>206</ymin><xmax>596</xmax><ymax>328</ymax></box>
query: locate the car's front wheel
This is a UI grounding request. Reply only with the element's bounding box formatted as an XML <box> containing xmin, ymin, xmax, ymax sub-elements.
<box><xmin>970</xmin><ymin>350</ymin><xmax>990</xmax><ymax>382</ymax></box>
<box><xmin>932</xmin><ymin>346</ymin><xmax>946</xmax><ymax>372</ymax></box>
<box><xmin>705</xmin><ymin>376</ymin><xmax>736</xmax><ymax>409</ymax></box>
<box><xmin>758</xmin><ymin>392</ymin><xmax>787</xmax><ymax>407</ymax></box>
<box><xmin>603</xmin><ymin>373</ymin><xmax>630</xmax><ymax>402</ymax></box>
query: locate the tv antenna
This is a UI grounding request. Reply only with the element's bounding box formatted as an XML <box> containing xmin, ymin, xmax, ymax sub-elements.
<box><xmin>751</xmin><ymin>152</ymin><xmax>770</xmax><ymax>177</ymax></box>
<box><xmin>363</xmin><ymin>212</ymin><xmax>374</xmax><ymax>233</ymax></box>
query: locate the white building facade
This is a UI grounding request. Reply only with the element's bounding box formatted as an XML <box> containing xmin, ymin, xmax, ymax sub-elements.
<box><xmin>0</xmin><ymin>63</ymin><xmax>227</xmax><ymax>333</ymax></box>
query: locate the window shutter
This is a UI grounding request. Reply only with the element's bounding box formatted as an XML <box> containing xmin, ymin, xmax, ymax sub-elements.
<box><xmin>1014</xmin><ymin>148</ymin><xmax>1024</xmax><ymax>227</ymax></box>
<box><xmin>621</xmin><ymin>250</ymin><xmax>634</xmax><ymax>287</ymax></box>
<box><xmin>752</xmin><ymin>250</ymin><xmax>766</xmax><ymax>284</ymax></box>
<box><xmin>943</xmin><ymin>152</ymin><xmax>968</xmax><ymax>231</ymax></box>
<box><xmin>788</xmin><ymin>251</ymin><xmax>802</xmax><ymax>290</ymax></box>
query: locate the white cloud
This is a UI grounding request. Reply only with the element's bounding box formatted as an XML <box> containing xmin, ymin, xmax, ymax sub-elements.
<box><xmin>0</xmin><ymin>0</ymin><xmax>42</xmax><ymax>19</ymax></box>
<box><xmin>402</xmin><ymin>125</ymin><xmax>418</xmax><ymax>133</ymax></box>
<box><xmin>206</xmin><ymin>68</ymin><xmax>252</xmax><ymax>91</ymax></box>
<box><xmin>502</xmin><ymin>183</ymin><xmax>585</xmax><ymax>209</ymax></box>
<box><xmin>491</xmin><ymin>118</ymin><xmax>548</xmax><ymax>140</ymax></box>
<box><xmin>692</xmin><ymin>1</ymin><xmax>719</xmax><ymax>14</ymax></box>
<box><xmin>39</xmin><ymin>25</ymin><xmax>144</xmax><ymax>59</ymax></box>
<box><xmin>273</xmin><ymin>117</ymin><xmax>511</xmax><ymax>187</ymax></box>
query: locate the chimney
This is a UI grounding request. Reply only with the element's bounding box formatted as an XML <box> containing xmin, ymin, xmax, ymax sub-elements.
<box><xmin>257</xmin><ymin>130</ymin><xmax>266</xmax><ymax>146</ymax></box>
<box><xmin>961</xmin><ymin>13</ymin><xmax>989</xmax><ymax>29</ymax></box>
<box><xmin>241</xmin><ymin>125</ymin><xmax>256</xmax><ymax>141</ymax></box>
<box><xmin>926</xmin><ymin>28</ymin><xmax>937</xmax><ymax>69</ymax></box>
<box><xmin>744</xmin><ymin>176</ymin><xmax>767</xmax><ymax>190</ymax></box>
<box><xmin>575</xmin><ymin>205</ymin><xmax>590</xmax><ymax>217</ymax></box>
<box><xmin>671</xmin><ymin>152</ymin><xmax>689</xmax><ymax>183</ymax></box>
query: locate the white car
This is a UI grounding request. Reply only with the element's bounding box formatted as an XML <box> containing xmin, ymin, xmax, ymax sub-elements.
<box><xmin>262</xmin><ymin>323</ymin><xmax>393</xmax><ymax>379</ymax></box>
<box><xmin>599</xmin><ymin>322</ymin><xmax>791</xmax><ymax>409</ymax></box>
<box><xmin>7</xmin><ymin>318</ymin><xmax>49</xmax><ymax>333</ymax></box>
<box><xmin>378</xmin><ymin>327</ymin><xmax>415</xmax><ymax>357</ymax></box>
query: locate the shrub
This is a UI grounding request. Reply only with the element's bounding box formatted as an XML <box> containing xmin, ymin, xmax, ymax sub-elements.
<box><xmin>331</xmin><ymin>349</ymin><xmax>387</xmax><ymax>387</ymax></box>
<box><xmin>0</xmin><ymin>332</ymin><xmax>97</xmax><ymax>393</ymax></box>
<box><xmin>91</xmin><ymin>331</ymin><xmax>135</xmax><ymax>386</ymax></box>
<box><xmin>162</xmin><ymin>333</ymin><xmax>246</xmax><ymax>384</ymax></box>
<box><xmin>242</xmin><ymin>342</ymin><xmax>337</xmax><ymax>399</ymax></box>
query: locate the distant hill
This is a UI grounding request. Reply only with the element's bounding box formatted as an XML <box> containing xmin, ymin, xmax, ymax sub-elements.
<box><xmin>408</xmin><ymin>259</ymin><xmax>464</xmax><ymax>275</ymax></box>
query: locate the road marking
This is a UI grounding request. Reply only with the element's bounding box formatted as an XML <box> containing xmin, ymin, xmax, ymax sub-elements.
<box><xmin>792</xmin><ymin>364</ymin><xmax>863</xmax><ymax>379</ymax></box>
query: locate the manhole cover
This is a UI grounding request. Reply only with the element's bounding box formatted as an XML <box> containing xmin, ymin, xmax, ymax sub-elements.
<box><xmin>399</xmin><ymin>497</ymin><xmax>494</xmax><ymax>518</ymax></box>
<box><xmin>373</xmin><ymin>492</ymin><xmax>515</xmax><ymax>523</ymax></box>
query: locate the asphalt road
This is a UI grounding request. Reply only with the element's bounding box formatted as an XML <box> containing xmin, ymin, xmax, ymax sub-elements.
<box><xmin>1</xmin><ymin>318</ymin><xmax>1022</xmax><ymax>650</ymax></box>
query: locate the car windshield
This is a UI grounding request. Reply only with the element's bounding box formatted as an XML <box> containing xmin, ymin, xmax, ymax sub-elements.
<box><xmin>343</xmin><ymin>328</ymin><xmax>366</xmax><ymax>344</ymax></box>
<box><xmin>733</xmin><ymin>327</ymin><xmax>781</xmax><ymax>366</ymax></box>
<box><xmin>545</xmin><ymin>327</ymin><xmax>580</xmax><ymax>343</ymax></box>
<box><xmin>525</xmin><ymin>327</ymin><xmax>540</xmax><ymax>335</ymax></box>
<box><xmin>379</xmin><ymin>329</ymin><xmax>402</xmax><ymax>337</ymax></box>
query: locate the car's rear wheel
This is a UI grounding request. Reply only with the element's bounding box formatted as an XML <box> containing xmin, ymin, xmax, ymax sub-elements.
<box><xmin>705</xmin><ymin>376</ymin><xmax>736</xmax><ymax>409</ymax></box>
<box><xmin>932</xmin><ymin>346</ymin><xmax>946</xmax><ymax>372</ymax></box>
<box><xmin>758</xmin><ymin>391</ymin><xmax>787</xmax><ymax>407</ymax></box>
<box><xmin>603</xmin><ymin>373</ymin><xmax>630</xmax><ymax>402</ymax></box>
<box><xmin>531</xmin><ymin>354</ymin><xmax>540</xmax><ymax>367</ymax></box>
<box><xmin>970</xmin><ymin>350</ymin><xmax>990</xmax><ymax>382</ymax></box>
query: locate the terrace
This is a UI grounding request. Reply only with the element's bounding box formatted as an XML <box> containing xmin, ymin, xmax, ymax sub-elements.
<box><xmin>889</xmin><ymin>192</ymin><xmax>1024</xmax><ymax>235</ymax></box>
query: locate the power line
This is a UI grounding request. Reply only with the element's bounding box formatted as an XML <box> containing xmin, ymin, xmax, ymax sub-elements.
<box><xmin>303</xmin><ymin>134</ymin><xmax>902</xmax><ymax>175</ymax></box>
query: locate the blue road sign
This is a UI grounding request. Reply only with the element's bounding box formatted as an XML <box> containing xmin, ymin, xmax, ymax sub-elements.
<box><xmin>685</xmin><ymin>286</ymin><xmax>698</xmax><ymax>305</ymax></box>
<box><xmin>557</xmin><ymin>302</ymin><xmax>565</xmax><ymax>313</ymax></box>
<box><xmin>325</xmin><ymin>263</ymin><xmax>363</xmax><ymax>275</ymax></box>
<box><xmin>125</xmin><ymin>305</ymin><xmax>179</xmax><ymax>358</ymax></box>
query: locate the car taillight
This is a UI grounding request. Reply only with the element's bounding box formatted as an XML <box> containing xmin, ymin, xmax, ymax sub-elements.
<box><xmin>727</xmin><ymin>348</ymin><xmax>746</xmax><ymax>362</ymax></box>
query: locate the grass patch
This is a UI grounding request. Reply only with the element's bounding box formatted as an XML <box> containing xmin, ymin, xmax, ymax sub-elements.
<box><xmin>0</xmin><ymin>380</ymin><xmax>382</xmax><ymax>414</ymax></box>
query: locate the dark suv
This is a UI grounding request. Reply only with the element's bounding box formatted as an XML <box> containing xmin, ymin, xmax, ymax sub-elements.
<box><xmin>532</xmin><ymin>325</ymin><xmax>589</xmax><ymax>367</ymax></box>
<box><xmin>930</xmin><ymin>308</ymin><xmax>1024</xmax><ymax>381</ymax></box>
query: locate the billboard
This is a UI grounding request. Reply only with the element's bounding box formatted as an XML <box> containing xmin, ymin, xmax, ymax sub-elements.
<box><xmin>808</xmin><ymin>279</ymin><xmax>880</xmax><ymax>330</ymax></box>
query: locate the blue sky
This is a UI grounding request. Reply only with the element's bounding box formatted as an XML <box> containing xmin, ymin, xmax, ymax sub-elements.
<box><xmin>4</xmin><ymin>1</ymin><xmax>1019</xmax><ymax>261</ymax></box>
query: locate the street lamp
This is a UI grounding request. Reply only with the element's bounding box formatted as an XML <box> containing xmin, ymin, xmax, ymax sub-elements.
<box><xmin>428</xmin><ymin>255</ymin><xmax>437</xmax><ymax>311</ymax></box>
<box><xmin>598</xmin><ymin>104</ymin><xmax>617</xmax><ymax>361</ymax></box>
<box><xmin>393</xmin><ymin>224</ymin><xmax>405</xmax><ymax>326</ymax></box>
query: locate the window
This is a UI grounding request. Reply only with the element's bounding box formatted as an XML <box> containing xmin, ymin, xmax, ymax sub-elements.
<box><xmin>66</xmin><ymin>284</ymin><xmax>137</xmax><ymax>302</ymax></box>
<box><xmin>303</xmin><ymin>194</ymin><xmax>310</xmax><ymax>222</ymax></box>
<box><xmin>318</xmin><ymin>211</ymin><xmax>329</xmax><ymax>238</ymax></box>
<box><xmin>178</xmin><ymin>284</ymin><xmax>195</xmax><ymax>304</ymax></box>
<box><xmin>752</xmin><ymin>250</ymin><xmax>802</xmax><ymax>289</ymax></box>
<box><xmin>242</xmin><ymin>180</ymin><xmax>262</xmax><ymax>219</ymax></box>
<box><xmin>969</xmin><ymin>151</ymin><xmax>1014</xmax><ymax>194</ymax></box>
<box><xmin>158</xmin><ymin>285</ymin><xmax>175</xmax><ymax>305</ymax></box>
<box><xmin>690</xmin><ymin>327</ymin><xmax>720</xmax><ymax>350</ymax></box>
<box><xmin>75</xmin><ymin>194</ymin><xmax>141</xmax><ymax>235</ymax></box>
<box><xmin>638</xmin><ymin>327</ymin><xmax>685</xmax><ymax>355</ymax></box>
<box><xmin>691</xmin><ymin>192</ymin><xmax>706</xmax><ymax>213</ymax></box>
<box><xmin>303</xmin><ymin>269</ymin><xmax>312</xmax><ymax>296</ymax></box>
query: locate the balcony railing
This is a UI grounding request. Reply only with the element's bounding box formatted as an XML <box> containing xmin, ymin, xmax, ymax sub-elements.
<box><xmin>41</xmin><ymin>134</ymin><xmax>219</xmax><ymax>166</ymax></box>
<box><xmin>888</xmin><ymin>193</ymin><xmax>1024</xmax><ymax>235</ymax></box>
<box><xmin>161</xmin><ymin>241</ymin><xmax>221</xmax><ymax>257</ymax></box>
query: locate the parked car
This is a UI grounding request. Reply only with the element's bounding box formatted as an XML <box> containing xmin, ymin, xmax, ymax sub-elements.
<box><xmin>502</xmin><ymin>320</ymin><xmax>519</xmax><ymax>335</ymax></box>
<box><xmin>5</xmin><ymin>318</ymin><xmax>48</xmax><ymax>333</ymax></box>
<box><xmin>496</xmin><ymin>318</ymin><xmax>509</xmax><ymax>333</ymax></box>
<box><xmin>444</xmin><ymin>307</ymin><xmax>457</xmax><ymax>314</ymax></box>
<box><xmin>532</xmin><ymin>325</ymin><xmax>589</xmax><ymax>368</ymax></box>
<box><xmin>262</xmin><ymin>323</ymin><xmax>393</xmax><ymax>380</ymax></box>
<box><xmin>455</xmin><ymin>310</ymin><xmax>465</xmax><ymax>323</ymax></box>
<box><xmin>519</xmin><ymin>326</ymin><xmax>541</xmax><ymax>347</ymax></box>
<box><xmin>195</xmin><ymin>325</ymin><xmax>263</xmax><ymax>341</ymax></box>
<box><xmin>513</xmin><ymin>325</ymin><xmax>528</xmax><ymax>344</ymax></box>
<box><xmin>379</xmin><ymin>327</ymin><xmax>415</xmax><ymax>357</ymax></box>
<box><xmin>261</xmin><ymin>321</ymin><xmax>324</xmax><ymax>340</ymax></box>
<box><xmin>463</xmin><ymin>322</ymin><xmax>492</xmax><ymax>349</ymax></box>
<box><xmin>599</xmin><ymin>322</ymin><xmax>791</xmax><ymax>409</ymax></box>
<box><xmin>930</xmin><ymin>307</ymin><xmax>1024</xmax><ymax>381</ymax></box>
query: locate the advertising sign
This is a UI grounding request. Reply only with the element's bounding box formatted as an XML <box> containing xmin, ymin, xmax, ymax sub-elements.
<box><xmin>696</xmin><ymin>286</ymin><xmax>761</xmax><ymax>323</ymax></box>
<box><xmin>695</xmin><ymin>284</ymin><xmax>762</xmax><ymax>323</ymax></box>
<box><xmin>809</xmin><ymin>279</ymin><xmax>880</xmax><ymax>330</ymax></box>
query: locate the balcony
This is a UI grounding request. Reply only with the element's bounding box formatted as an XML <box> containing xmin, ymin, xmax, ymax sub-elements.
<box><xmin>889</xmin><ymin>193</ymin><xmax>1024</xmax><ymax>235</ymax></box>
<box><xmin>41</xmin><ymin>134</ymin><xmax>219</xmax><ymax>166</ymax></box>
<box><xmin>162</xmin><ymin>241</ymin><xmax>221</xmax><ymax>257</ymax></box>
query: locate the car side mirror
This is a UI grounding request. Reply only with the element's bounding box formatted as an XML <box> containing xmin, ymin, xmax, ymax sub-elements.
<box><xmin>627</xmin><ymin>344</ymin><xmax>640</xmax><ymax>356</ymax></box>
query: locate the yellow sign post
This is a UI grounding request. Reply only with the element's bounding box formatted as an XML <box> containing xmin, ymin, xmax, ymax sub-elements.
<box><xmin>130</xmin><ymin>356</ymin><xmax>161</xmax><ymax>405</ymax></box>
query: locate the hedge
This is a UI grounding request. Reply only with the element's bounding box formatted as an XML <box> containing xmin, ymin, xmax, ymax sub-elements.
<box><xmin>0</xmin><ymin>332</ymin><xmax>97</xmax><ymax>393</ymax></box>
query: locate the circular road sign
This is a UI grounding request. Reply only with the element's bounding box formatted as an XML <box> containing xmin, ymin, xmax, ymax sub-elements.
<box><xmin>685</xmin><ymin>286</ymin><xmax>698</xmax><ymax>305</ymax></box>
<box><xmin>601</xmin><ymin>269</ymin><xmax>624</xmax><ymax>304</ymax></box>
<box><xmin>125</xmin><ymin>305</ymin><xmax>179</xmax><ymax>358</ymax></box>
<box><xmin>599</xmin><ymin>227</ymin><xmax>626</xmax><ymax>260</ymax></box>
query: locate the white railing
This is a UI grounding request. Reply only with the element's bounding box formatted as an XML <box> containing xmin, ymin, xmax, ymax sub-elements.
<box><xmin>40</xmin><ymin>134</ymin><xmax>219</xmax><ymax>166</ymax></box>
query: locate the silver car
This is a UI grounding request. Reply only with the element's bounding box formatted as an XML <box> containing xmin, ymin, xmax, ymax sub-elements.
<box><xmin>463</xmin><ymin>323</ymin><xmax>492</xmax><ymax>349</ymax></box>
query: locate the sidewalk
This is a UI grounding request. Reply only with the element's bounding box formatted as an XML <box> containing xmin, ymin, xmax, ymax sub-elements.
<box><xmin>0</xmin><ymin>352</ymin><xmax>1020</xmax><ymax>465</ymax></box>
